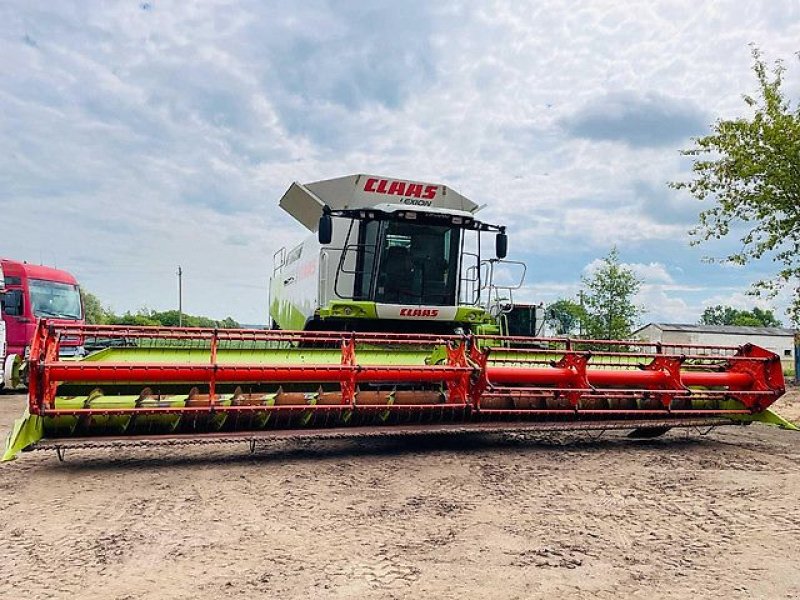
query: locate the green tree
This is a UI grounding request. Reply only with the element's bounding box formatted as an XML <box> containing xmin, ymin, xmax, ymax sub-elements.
<box><xmin>109</xmin><ymin>310</ymin><xmax>160</xmax><ymax>326</ymax></box>
<box><xmin>581</xmin><ymin>248</ymin><xmax>643</xmax><ymax>340</ymax></box>
<box><xmin>79</xmin><ymin>288</ymin><xmax>112</xmax><ymax>325</ymax></box>
<box><xmin>104</xmin><ymin>308</ymin><xmax>241</xmax><ymax>329</ymax></box>
<box><xmin>218</xmin><ymin>317</ymin><xmax>241</xmax><ymax>329</ymax></box>
<box><xmin>78</xmin><ymin>289</ymin><xmax>243</xmax><ymax>329</ymax></box>
<box><xmin>547</xmin><ymin>298</ymin><xmax>587</xmax><ymax>335</ymax></box>
<box><xmin>148</xmin><ymin>310</ymin><xmax>240</xmax><ymax>328</ymax></box>
<box><xmin>671</xmin><ymin>46</ymin><xmax>800</xmax><ymax>324</ymax></box>
<box><xmin>700</xmin><ymin>304</ymin><xmax>782</xmax><ymax>327</ymax></box>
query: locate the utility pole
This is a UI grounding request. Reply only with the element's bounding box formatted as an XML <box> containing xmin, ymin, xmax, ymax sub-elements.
<box><xmin>177</xmin><ymin>266</ymin><xmax>183</xmax><ymax>327</ymax></box>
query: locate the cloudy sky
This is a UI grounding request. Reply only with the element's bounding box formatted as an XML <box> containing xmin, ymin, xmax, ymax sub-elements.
<box><xmin>2</xmin><ymin>1</ymin><xmax>799</xmax><ymax>325</ymax></box>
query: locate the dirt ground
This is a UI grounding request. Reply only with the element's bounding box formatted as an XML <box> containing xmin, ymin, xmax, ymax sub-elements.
<box><xmin>0</xmin><ymin>390</ymin><xmax>798</xmax><ymax>600</ymax></box>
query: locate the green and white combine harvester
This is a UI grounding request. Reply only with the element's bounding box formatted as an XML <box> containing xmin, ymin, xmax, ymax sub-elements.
<box><xmin>3</xmin><ymin>175</ymin><xmax>795</xmax><ymax>461</ymax></box>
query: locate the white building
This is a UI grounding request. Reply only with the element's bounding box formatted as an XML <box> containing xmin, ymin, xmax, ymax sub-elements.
<box><xmin>634</xmin><ymin>323</ymin><xmax>797</xmax><ymax>373</ymax></box>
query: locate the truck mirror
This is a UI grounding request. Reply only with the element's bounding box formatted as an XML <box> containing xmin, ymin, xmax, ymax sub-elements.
<box><xmin>495</xmin><ymin>231</ymin><xmax>508</xmax><ymax>259</ymax></box>
<box><xmin>318</xmin><ymin>212</ymin><xmax>333</xmax><ymax>245</ymax></box>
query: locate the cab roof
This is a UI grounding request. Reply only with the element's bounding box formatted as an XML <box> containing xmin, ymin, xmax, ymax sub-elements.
<box><xmin>279</xmin><ymin>174</ymin><xmax>479</xmax><ymax>232</ymax></box>
<box><xmin>0</xmin><ymin>258</ymin><xmax>78</xmax><ymax>284</ymax></box>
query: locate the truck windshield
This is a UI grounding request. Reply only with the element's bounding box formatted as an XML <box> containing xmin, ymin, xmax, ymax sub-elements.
<box><xmin>29</xmin><ymin>279</ymin><xmax>82</xmax><ymax>320</ymax></box>
<box><xmin>373</xmin><ymin>221</ymin><xmax>461</xmax><ymax>305</ymax></box>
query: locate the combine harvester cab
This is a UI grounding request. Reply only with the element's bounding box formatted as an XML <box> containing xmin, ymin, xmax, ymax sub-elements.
<box><xmin>3</xmin><ymin>174</ymin><xmax>794</xmax><ymax>460</ymax></box>
<box><xmin>269</xmin><ymin>174</ymin><xmax>512</xmax><ymax>336</ymax></box>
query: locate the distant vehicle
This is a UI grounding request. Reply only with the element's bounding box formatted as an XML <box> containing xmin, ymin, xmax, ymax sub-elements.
<box><xmin>0</xmin><ymin>259</ymin><xmax>85</xmax><ymax>378</ymax></box>
<box><xmin>0</xmin><ymin>268</ymin><xmax>7</xmax><ymax>388</ymax></box>
<box><xmin>0</xmin><ymin>321</ymin><xmax>6</xmax><ymax>389</ymax></box>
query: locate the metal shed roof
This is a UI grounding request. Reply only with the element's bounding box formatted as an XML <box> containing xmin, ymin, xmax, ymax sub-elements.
<box><xmin>634</xmin><ymin>323</ymin><xmax>797</xmax><ymax>337</ymax></box>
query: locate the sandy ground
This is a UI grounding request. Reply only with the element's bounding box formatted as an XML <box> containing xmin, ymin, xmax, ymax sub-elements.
<box><xmin>0</xmin><ymin>389</ymin><xmax>798</xmax><ymax>600</ymax></box>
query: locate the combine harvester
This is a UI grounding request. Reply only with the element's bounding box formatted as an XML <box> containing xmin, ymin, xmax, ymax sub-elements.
<box><xmin>3</xmin><ymin>175</ymin><xmax>794</xmax><ymax>461</ymax></box>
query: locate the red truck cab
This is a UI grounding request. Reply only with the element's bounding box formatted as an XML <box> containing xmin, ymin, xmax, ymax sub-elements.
<box><xmin>0</xmin><ymin>258</ymin><xmax>85</xmax><ymax>359</ymax></box>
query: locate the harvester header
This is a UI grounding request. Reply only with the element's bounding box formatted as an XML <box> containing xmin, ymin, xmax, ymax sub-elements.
<box><xmin>2</xmin><ymin>321</ymin><xmax>791</xmax><ymax>461</ymax></box>
<box><xmin>2</xmin><ymin>174</ymin><xmax>795</xmax><ymax>461</ymax></box>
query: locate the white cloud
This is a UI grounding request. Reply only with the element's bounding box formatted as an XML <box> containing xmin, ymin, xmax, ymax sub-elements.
<box><xmin>564</xmin><ymin>209</ymin><xmax>687</xmax><ymax>247</ymax></box>
<box><xmin>637</xmin><ymin>284</ymin><xmax>695</xmax><ymax>323</ymax></box>
<box><xmin>2</xmin><ymin>1</ymin><xmax>799</xmax><ymax>323</ymax></box>
<box><xmin>582</xmin><ymin>259</ymin><xmax>674</xmax><ymax>284</ymax></box>
<box><xmin>627</xmin><ymin>263</ymin><xmax>674</xmax><ymax>284</ymax></box>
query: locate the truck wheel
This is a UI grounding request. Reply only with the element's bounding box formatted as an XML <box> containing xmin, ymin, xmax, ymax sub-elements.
<box><xmin>4</xmin><ymin>354</ymin><xmax>21</xmax><ymax>389</ymax></box>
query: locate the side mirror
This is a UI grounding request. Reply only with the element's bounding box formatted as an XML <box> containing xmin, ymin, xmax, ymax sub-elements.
<box><xmin>318</xmin><ymin>212</ymin><xmax>333</xmax><ymax>245</ymax></box>
<box><xmin>495</xmin><ymin>231</ymin><xmax>508</xmax><ymax>259</ymax></box>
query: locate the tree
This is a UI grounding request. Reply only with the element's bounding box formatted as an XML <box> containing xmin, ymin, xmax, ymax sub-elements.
<box><xmin>218</xmin><ymin>317</ymin><xmax>241</xmax><ymax>329</ymax></box>
<box><xmin>77</xmin><ymin>290</ymin><xmax>242</xmax><ymax>328</ymax></box>
<box><xmin>547</xmin><ymin>299</ymin><xmax>587</xmax><ymax>335</ymax></box>
<box><xmin>79</xmin><ymin>288</ymin><xmax>112</xmax><ymax>325</ymax></box>
<box><xmin>111</xmin><ymin>311</ymin><xmax>161</xmax><ymax>327</ymax></box>
<box><xmin>141</xmin><ymin>310</ymin><xmax>240</xmax><ymax>328</ymax></box>
<box><xmin>671</xmin><ymin>46</ymin><xmax>800</xmax><ymax>325</ymax></box>
<box><xmin>105</xmin><ymin>308</ymin><xmax>241</xmax><ymax>329</ymax></box>
<box><xmin>580</xmin><ymin>248</ymin><xmax>643</xmax><ymax>339</ymax></box>
<box><xmin>699</xmin><ymin>305</ymin><xmax>782</xmax><ymax>327</ymax></box>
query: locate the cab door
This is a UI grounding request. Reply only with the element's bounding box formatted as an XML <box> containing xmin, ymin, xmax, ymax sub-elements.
<box><xmin>0</xmin><ymin>274</ymin><xmax>30</xmax><ymax>356</ymax></box>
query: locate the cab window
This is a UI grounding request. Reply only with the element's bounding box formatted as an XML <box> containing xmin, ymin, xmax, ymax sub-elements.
<box><xmin>1</xmin><ymin>289</ymin><xmax>24</xmax><ymax>316</ymax></box>
<box><xmin>375</xmin><ymin>222</ymin><xmax>460</xmax><ymax>306</ymax></box>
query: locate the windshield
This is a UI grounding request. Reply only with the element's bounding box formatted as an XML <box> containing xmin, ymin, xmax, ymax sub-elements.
<box><xmin>371</xmin><ymin>221</ymin><xmax>461</xmax><ymax>306</ymax></box>
<box><xmin>29</xmin><ymin>279</ymin><xmax>82</xmax><ymax>320</ymax></box>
